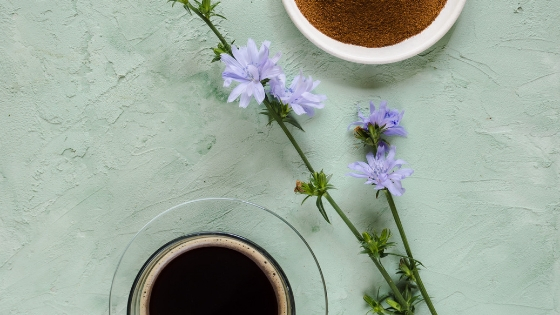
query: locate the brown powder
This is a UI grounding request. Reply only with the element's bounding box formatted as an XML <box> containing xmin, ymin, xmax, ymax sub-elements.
<box><xmin>295</xmin><ymin>0</ymin><xmax>448</xmax><ymax>48</ymax></box>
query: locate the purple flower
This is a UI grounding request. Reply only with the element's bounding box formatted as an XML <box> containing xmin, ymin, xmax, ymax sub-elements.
<box><xmin>347</xmin><ymin>145</ymin><xmax>413</xmax><ymax>196</ymax></box>
<box><xmin>221</xmin><ymin>39</ymin><xmax>283</xmax><ymax>108</ymax></box>
<box><xmin>349</xmin><ymin>101</ymin><xmax>407</xmax><ymax>137</ymax></box>
<box><xmin>270</xmin><ymin>71</ymin><xmax>326</xmax><ymax>116</ymax></box>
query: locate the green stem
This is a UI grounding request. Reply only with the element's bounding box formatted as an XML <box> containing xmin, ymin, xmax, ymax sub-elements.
<box><xmin>385</xmin><ymin>190</ymin><xmax>438</xmax><ymax>315</ymax></box>
<box><xmin>263</xmin><ymin>99</ymin><xmax>315</xmax><ymax>173</ymax></box>
<box><xmin>384</xmin><ymin>191</ymin><xmax>414</xmax><ymax>263</ymax></box>
<box><xmin>324</xmin><ymin>193</ymin><xmax>361</xmax><ymax>240</ymax></box>
<box><xmin>263</xmin><ymin>99</ymin><xmax>408</xmax><ymax>309</ymax></box>
<box><xmin>412</xmin><ymin>268</ymin><xmax>435</xmax><ymax>314</ymax></box>
<box><xmin>370</xmin><ymin>257</ymin><xmax>409</xmax><ymax>313</ymax></box>
<box><xmin>185</xmin><ymin>3</ymin><xmax>230</xmax><ymax>52</ymax></box>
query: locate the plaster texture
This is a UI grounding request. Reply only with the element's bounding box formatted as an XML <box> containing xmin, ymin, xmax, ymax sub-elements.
<box><xmin>1</xmin><ymin>0</ymin><xmax>559</xmax><ymax>314</ymax></box>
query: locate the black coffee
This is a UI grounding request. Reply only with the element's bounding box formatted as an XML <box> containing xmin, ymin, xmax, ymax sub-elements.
<box><xmin>148</xmin><ymin>246</ymin><xmax>278</xmax><ymax>315</ymax></box>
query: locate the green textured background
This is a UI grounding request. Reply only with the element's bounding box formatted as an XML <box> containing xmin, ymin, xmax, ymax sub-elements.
<box><xmin>1</xmin><ymin>0</ymin><xmax>559</xmax><ymax>314</ymax></box>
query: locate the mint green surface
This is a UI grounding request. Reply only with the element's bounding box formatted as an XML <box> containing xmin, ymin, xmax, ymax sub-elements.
<box><xmin>1</xmin><ymin>1</ymin><xmax>559</xmax><ymax>314</ymax></box>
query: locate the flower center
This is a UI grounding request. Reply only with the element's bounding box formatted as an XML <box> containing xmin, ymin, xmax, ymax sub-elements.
<box><xmin>371</xmin><ymin>159</ymin><xmax>388</xmax><ymax>179</ymax></box>
<box><xmin>245</xmin><ymin>64</ymin><xmax>260</xmax><ymax>82</ymax></box>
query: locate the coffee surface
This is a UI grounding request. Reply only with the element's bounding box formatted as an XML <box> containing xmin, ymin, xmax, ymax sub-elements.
<box><xmin>149</xmin><ymin>246</ymin><xmax>278</xmax><ymax>315</ymax></box>
<box><xmin>295</xmin><ymin>0</ymin><xmax>448</xmax><ymax>47</ymax></box>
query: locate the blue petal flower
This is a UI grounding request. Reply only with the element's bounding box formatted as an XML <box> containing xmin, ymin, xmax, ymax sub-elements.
<box><xmin>270</xmin><ymin>71</ymin><xmax>326</xmax><ymax>116</ymax></box>
<box><xmin>349</xmin><ymin>101</ymin><xmax>407</xmax><ymax>137</ymax></box>
<box><xmin>347</xmin><ymin>145</ymin><xmax>413</xmax><ymax>196</ymax></box>
<box><xmin>221</xmin><ymin>39</ymin><xmax>283</xmax><ymax>108</ymax></box>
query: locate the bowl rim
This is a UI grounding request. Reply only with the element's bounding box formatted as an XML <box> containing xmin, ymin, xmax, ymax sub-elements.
<box><xmin>281</xmin><ymin>0</ymin><xmax>467</xmax><ymax>64</ymax></box>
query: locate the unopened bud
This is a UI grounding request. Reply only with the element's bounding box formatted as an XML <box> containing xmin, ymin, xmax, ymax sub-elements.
<box><xmin>294</xmin><ymin>180</ymin><xmax>304</xmax><ymax>193</ymax></box>
<box><xmin>353</xmin><ymin>126</ymin><xmax>369</xmax><ymax>140</ymax></box>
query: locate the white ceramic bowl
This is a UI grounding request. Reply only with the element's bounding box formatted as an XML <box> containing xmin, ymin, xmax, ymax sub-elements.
<box><xmin>282</xmin><ymin>0</ymin><xmax>467</xmax><ymax>64</ymax></box>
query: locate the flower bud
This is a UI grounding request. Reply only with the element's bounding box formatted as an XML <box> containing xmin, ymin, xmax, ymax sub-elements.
<box><xmin>398</xmin><ymin>258</ymin><xmax>416</xmax><ymax>282</ymax></box>
<box><xmin>353</xmin><ymin>126</ymin><xmax>369</xmax><ymax>140</ymax></box>
<box><xmin>294</xmin><ymin>180</ymin><xmax>304</xmax><ymax>193</ymax></box>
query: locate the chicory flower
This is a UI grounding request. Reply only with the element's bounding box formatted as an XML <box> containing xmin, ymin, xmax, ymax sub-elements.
<box><xmin>349</xmin><ymin>101</ymin><xmax>407</xmax><ymax>137</ymax></box>
<box><xmin>347</xmin><ymin>145</ymin><xmax>413</xmax><ymax>196</ymax></box>
<box><xmin>221</xmin><ymin>38</ymin><xmax>283</xmax><ymax>108</ymax></box>
<box><xmin>270</xmin><ymin>71</ymin><xmax>326</xmax><ymax>116</ymax></box>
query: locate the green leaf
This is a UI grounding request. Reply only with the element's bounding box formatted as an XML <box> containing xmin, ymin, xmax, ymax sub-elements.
<box><xmin>363</xmin><ymin>294</ymin><xmax>375</xmax><ymax>307</ymax></box>
<box><xmin>380</xmin><ymin>228</ymin><xmax>389</xmax><ymax>241</ymax></box>
<box><xmin>283</xmin><ymin>111</ymin><xmax>305</xmax><ymax>131</ymax></box>
<box><xmin>413</xmin><ymin>259</ymin><xmax>425</xmax><ymax>268</ymax></box>
<box><xmin>409</xmin><ymin>294</ymin><xmax>423</xmax><ymax>306</ymax></box>
<box><xmin>385</xmin><ymin>298</ymin><xmax>402</xmax><ymax>311</ymax></box>
<box><xmin>301</xmin><ymin>195</ymin><xmax>311</xmax><ymax>205</ymax></box>
<box><xmin>362</xmin><ymin>231</ymin><xmax>372</xmax><ymax>243</ymax></box>
<box><xmin>259</xmin><ymin>109</ymin><xmax>275</xmax><ymax>126</ymax></box>
<box><xmin>181</xmin><ymin>2</ymin><xmax>192</xmax><ymax>14</ymax></box>
<box><xmin>316</xmin><ymin>196</ymin><xmax>330</xmax><ymax>224</ymax></box>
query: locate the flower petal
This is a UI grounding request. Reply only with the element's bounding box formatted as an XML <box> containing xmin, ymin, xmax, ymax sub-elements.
<box><xmin>231</xmin><ymin>45</ymin><xmax>248</xmax><ymax>66</ymax></box>
<box><xmin>227</xmin><ymin>83</ymin><xmax>247</xmax><ymax>103</ymax></box>
<box><xmin>253</xmin><ymin>82</ymin><xmax>265</xmax><ymax>104</ymax></box>
<box><xmin>383</xmin><ymin>126</ymin><xmax>408</xmax><ymax>137</ymax></box>
<box><xmin>239</xmin><ymin>92</ymin><xmax>251</xmax><ymax>108</ymax></box>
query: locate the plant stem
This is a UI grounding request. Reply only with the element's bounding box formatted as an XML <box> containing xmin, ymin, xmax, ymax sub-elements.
<box><xmin>263</xmin><ymin>99</ymin><xmax>315</xmax><ymax>173</ymax></box>
<box><xmin>185</xmin><ymin>3</ymin><xmax>230</xmax><ymax>51</ymax></box>
<box><xmin>324</xmin><ymin>193</ymin><xmax>361</xmax><ymax>240</ymax></box>
<box><xmin>370</xmin><ymin>257</ymin><xmax>409</xmax><ymax>312</ymax></box>
<box><xmin>385</xmin><ymin>191</ymin><xmax>438</xmax><ymax>315</ymax></box>
<box><xmin>263</xmin><ymin>99</ymin><xmax>408</xmax><ymax>310</ymax></box>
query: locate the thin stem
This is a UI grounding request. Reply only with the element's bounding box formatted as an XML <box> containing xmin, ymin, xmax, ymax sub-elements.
<box><xmin>384</xmin><ymin>191</ymin><xmax>413</xmax><ymax>259</ymax></box>
<box><xmin>263</xmin><ymin>99</ymin><xmax>315</xmax><ymax>173</ymax></box>
<box><xmin>385</xmin><ymin>190</ymin><xmax>438</xmax><ymax>315</ymax></box>
<box><xmin>185</xmin><ymin>3</ymin><xmax>230</xmax><ymax>51</ymax></box>
<box><xmin>263</xmin><ymin>99</ymin><xmax>409</xmax><ymax>308</ymax></box>
<box><xmin>370</xmin><ymin>257</ymin><xmax>409</xmax><ymax>312</ymax></box>
<box><xmin>412</xmin><ymin>268</ymin><xmax>435</xmax><ymax>315</ymax></box>
<box><xmin>324</xmin><ymin>193</ymin><xmax>361</xmax><ymax>240</ymax></box>
<box><xmin>370</xmin><ymin>136</ymin><xmax>378</xmax><ymax>156</ymax></box>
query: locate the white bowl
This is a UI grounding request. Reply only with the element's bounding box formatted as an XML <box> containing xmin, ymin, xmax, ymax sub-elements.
<box><xmin>282</xmin><ymin>0</ymin><xmax>467</xmax><ymax>64</ymax></box>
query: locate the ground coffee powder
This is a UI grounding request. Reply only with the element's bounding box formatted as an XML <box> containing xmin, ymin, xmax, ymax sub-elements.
<box><xmin>295</xmin><ymin>0</ymin><xmax>448</xmax><ymax>48</ymax></box>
